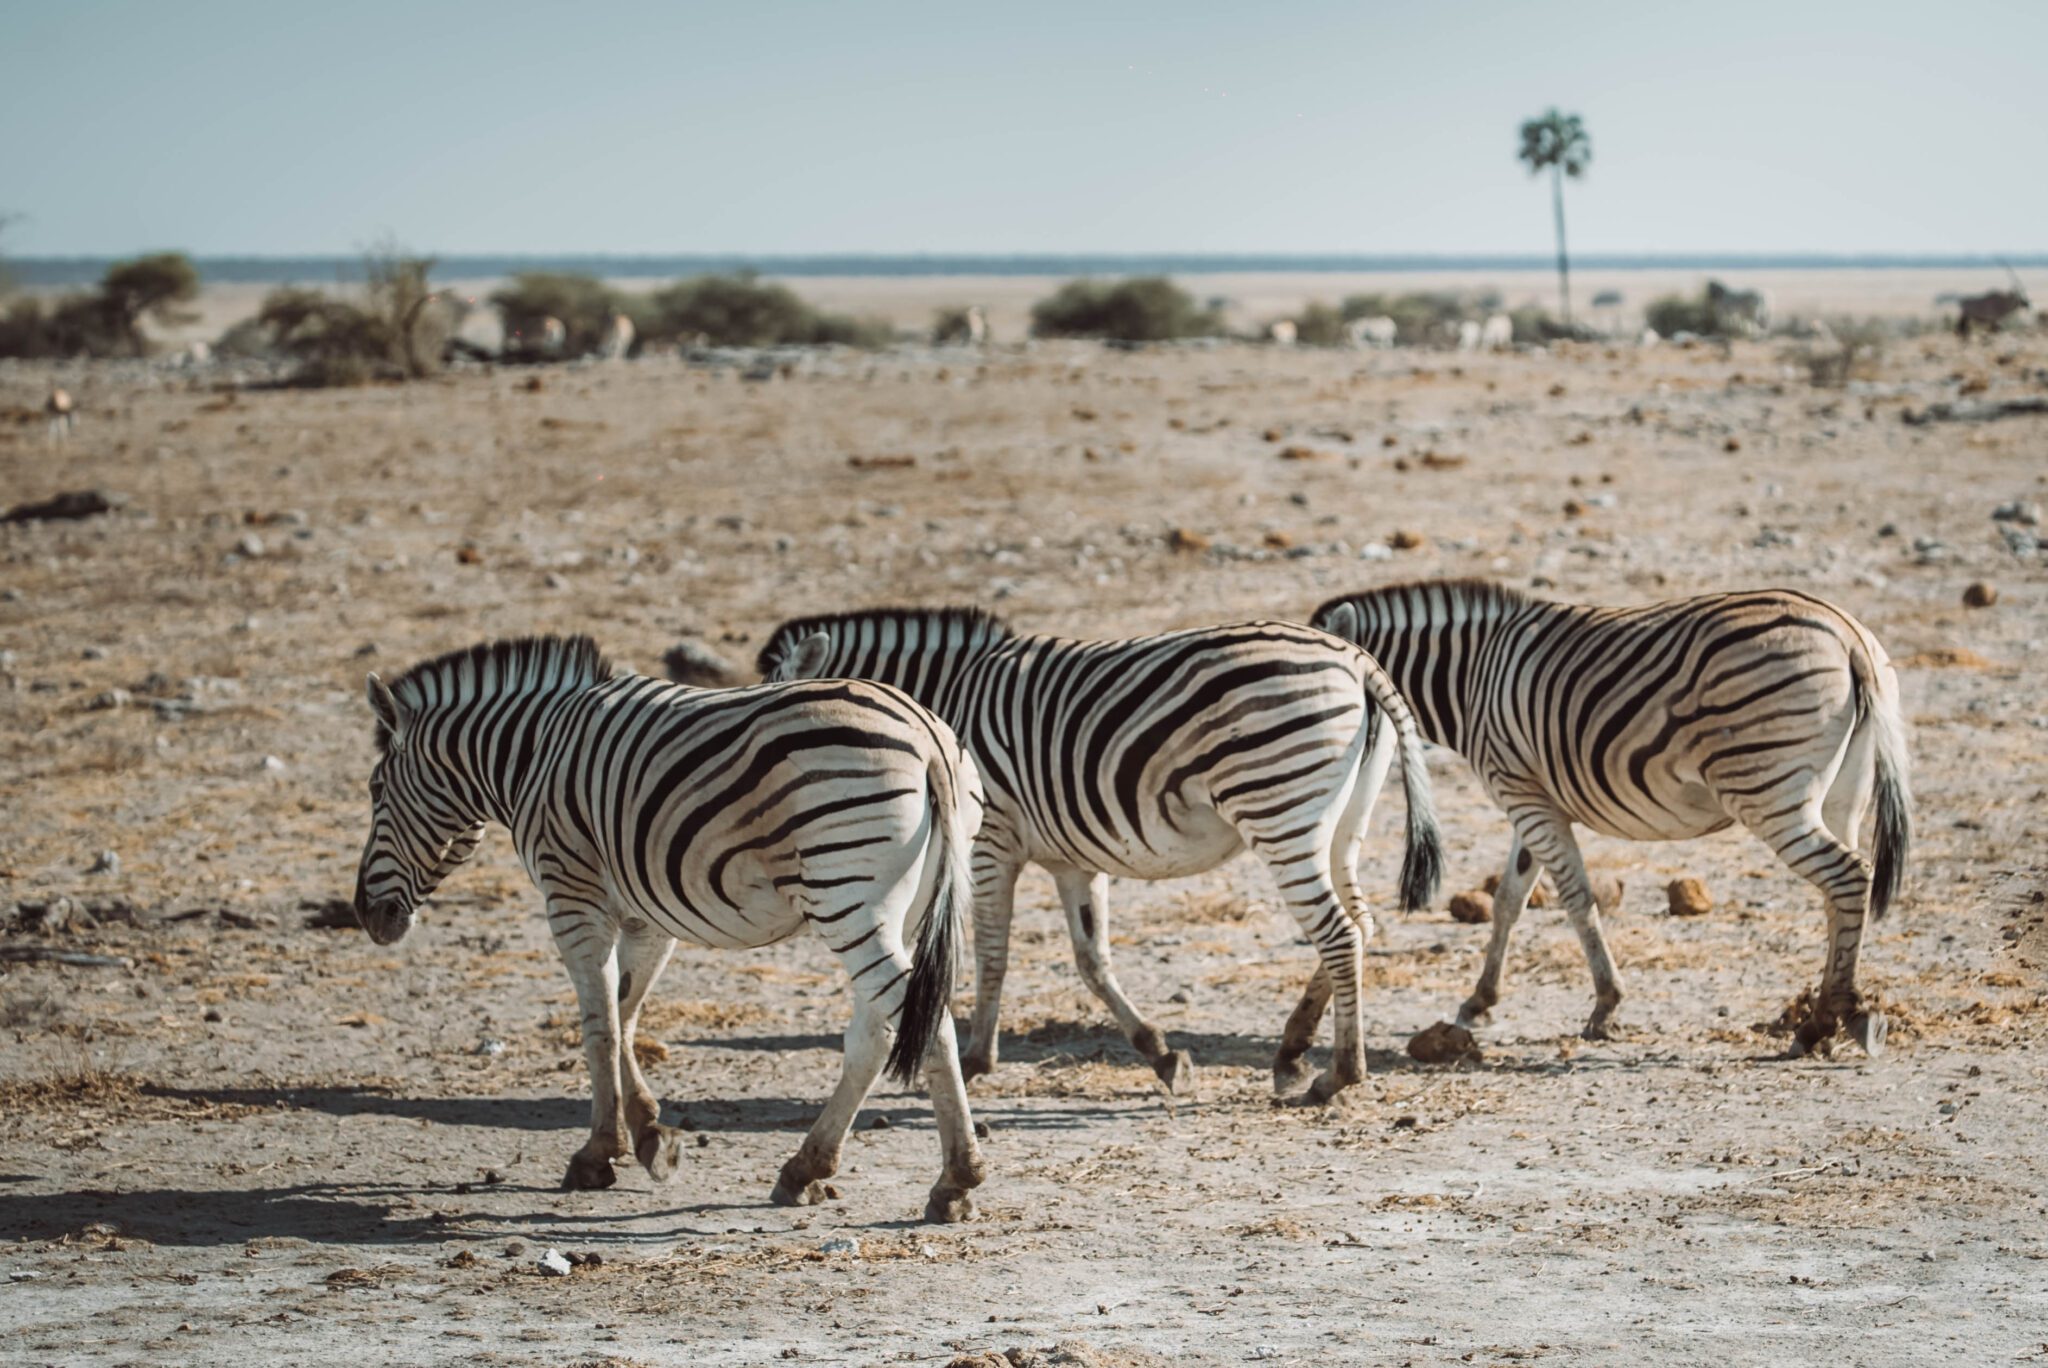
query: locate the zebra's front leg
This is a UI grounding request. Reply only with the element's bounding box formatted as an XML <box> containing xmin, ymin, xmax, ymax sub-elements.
<box><xmin>1515</xmin><ymin>813</ymin><xmax>1624</xmax><ymax>1040</ymax></box>
<box><xmin>547</xmin><ymin>898</ymin><xmax>629</xmax><ymax>1190</ymax></box>
<box><xmin>1456</xmin><ymin>835</ymin><xmax>1541</xmax><ymax>1029</ymax></box>
<box><xmin>614</xmin><ymin>919</ymin><xmax>684</xmax><ymax>1181</ymax></box>
<box><xmin>1054</xmin><ymin>869</ymin><xmax>1193</xmax><ymax>1095</ymax></box>
<box><xmin>960</xmin><ymin>841</ymin><xmax>1022</xmax><ymax>1082</ymax></box>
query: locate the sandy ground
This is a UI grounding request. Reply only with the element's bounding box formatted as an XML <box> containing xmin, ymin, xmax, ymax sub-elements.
<box><xmin>89</xmin><ymin>264</ymin><xmax>2048</xmax><ymax>353</ymax></box>
<box><xmin>2</xmin><ymin>326</ymin><xmax>2046</xmax><ymax>1366</ymax></box>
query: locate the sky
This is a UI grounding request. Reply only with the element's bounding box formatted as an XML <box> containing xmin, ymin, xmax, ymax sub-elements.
<box><xmin>3</xmin><ymin>0</ymin><xmax>2045</xmax><ymax>257</ymax></box>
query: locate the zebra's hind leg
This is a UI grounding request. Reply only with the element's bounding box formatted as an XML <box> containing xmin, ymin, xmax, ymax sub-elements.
<box><xmin>960</xmin><ymin>843</ymin><xmax>1022</xmax><ymax>1082</ymax></box>
<box><xmin>774</xmin><ymin>987</ymin><xmax>895</xmax><ymax>1209</ymax></box>
<box><xmin>1456</xmin><ymin>836</ymin><xmax>1541</xmax><ymax>1029</ymax></box>
<box><xmin>1054</xmin><ymin>869</ymin><xmax>1194</xmax><ymax>1095</ymax></box>
<box><xmin>546</xmin><ymin>899</ymin><xmax>628</xmax><ymax>1190</ymax></box>
<box><xmin>1254</xmin><ymin>845</ymin><xmax>1368</xmax><ymax>1104</ymax></box>
<box><xmin>1512</xmin><ymin>812</ymin><xmax>1625</xmax><ymax>1040</ymax></box>
<box><xmin>920</xmin><ymin>1007</ymin><xmax>986</xmax><ymax>1223</ymax></box>
<box><xmin>614</xmin><ymin>921</ymin><xmax>684</xmax><ymax>1181</ymax></box>
<box><xmin>1743</xmin><ymin>800</ymin><xmax>1878</xmax><ymax>1058</ymax></box>
<box><xmin>1273</xmin><ymin>967</ymin><xmax>1331</xmax><ymax>1096</ymax></box>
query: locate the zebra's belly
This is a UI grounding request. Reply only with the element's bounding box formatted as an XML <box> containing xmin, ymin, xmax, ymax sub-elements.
<box><xmin>1037</xmin><ymin>797</ymin><xmax>1246</xmax><ymax>881</ymax></box>
<box><xmin>1572</xmin><ymin>780</ymin><xmax>1734</xmax><ymax>842</ymax></box>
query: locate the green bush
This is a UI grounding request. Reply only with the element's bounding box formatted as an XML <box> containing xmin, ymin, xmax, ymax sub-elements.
<box><xmin>489</xmin><ymin>271</ymin><xmax>624</xmax><ymax>354</ymax></box>
<box><xmin>931</xmin><ymin>304</ymin><xmax>980</xmax><ymax>345</ymax></box>
<box><xmin>255</xmin><ymin>286</ymin><xmax>391</xmax><ymax>386</ymax></box>
<box><xmin>0</xmin><ymin>250</ymin><xmax>201</xmax><ymax>359</ymax></box>
<box><xmin>644</xmin><ymin>272</ymin><xmax>886</xmax><ymax>348</ymax></box>
<box><xmin>1337</xmin><ymin>290</ymin><xmax>1486</xmax><ymax>346</ymax></box>
<box><xmin>1029</xmin><ymin>276</ymin><xmax>1221</xmax><ymax>341</ymax></box>
<box><xmin>1289</xmin><ymin>301</ymin><xmax>1349</xmax><ymax>347</ymax></box>
<box><xmin>1643</xmin><ymin>292</ymin><xmax>1715</xmax><ymax>337</ymax></box>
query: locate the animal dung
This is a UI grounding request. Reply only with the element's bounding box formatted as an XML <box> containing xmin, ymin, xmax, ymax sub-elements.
<box><xmin>1666</xmin><ymin>877</ymin><xmax>1713</xmax><ymax>917</ymax></box>
<box><xmin>1166</xmin><ymin>527</ymin><xmax>1211</xmax><ymax>553</ymax></box>
<box><xmin>1962</xmin><ymin>581</ymin><xmax>1998</xmax><ymax>608</ymax></box>
<box><xmin>1276</xmin><ymin>445</ymin><xmax>1331</xmax><ymax>462</ymax></box>
<box><xmin>1406</xmin><ymin>1021</ymin><xmax>1482</xmax><ymax>1065</ymax></box>
<box><xmin>1388</xmin><ymin>529</ymin><xmax>1427</xmax><ymax>551</ymax></box>
<box><xmin>1448</xmin><ymin>890</ymin><xmax>1493</xmax><ymax>924</ymax></box>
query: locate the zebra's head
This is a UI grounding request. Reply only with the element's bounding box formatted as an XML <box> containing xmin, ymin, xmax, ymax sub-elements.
<box><xmin>351</xmin><ymin>671</ymin><xmax>486</xmax><ymax>946</ymax></box>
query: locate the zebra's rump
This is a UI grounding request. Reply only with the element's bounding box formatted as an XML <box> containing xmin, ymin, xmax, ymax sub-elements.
<box><xmin>974</xmin><ymin>622</ymin><xmax>1374</xmax><ymax>875</ymax></box>
<box><xmin>520</xmin><ymin>675</ymin><xmax>965</xmax><ymax>950</ymax></box>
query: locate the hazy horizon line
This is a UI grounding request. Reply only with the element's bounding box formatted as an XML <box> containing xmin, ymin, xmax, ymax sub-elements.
<box><xmin>9</xmin><ymin>250</ymin><xmax>2046</xmax><ymax>288</ymax></box>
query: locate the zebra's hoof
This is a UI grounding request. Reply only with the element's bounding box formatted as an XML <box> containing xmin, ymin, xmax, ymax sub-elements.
<box><xmin>923</xmin><ymin>1185</ymin><xmax>977</xmax><ymax>1224</ymax></box>
<box><xmin>1847</xmin><ymin>1010</ymin><xmax>1887</xmax><ymax>1058</ymax></box>
<box><xmin>1580</xmin><ymin>1018</ymin><xmax>1620</xmax><ymax>1042</ymax></box>
<box><xmin>636</xmin><ymin>1125</ymin><xmax>683</xmax><ymax>1182</ymax></box>
<box><xmin>1300</xmin><ymin>1070</ymin><xmax>1353</xmax><ymax>1106</ymax></box>
<box><xmin>771</xmin><ymin>1176</ymin><xmax>829</xmax><ymax>1207</ymax></box>
<box><xmin>1271</xmin><ymin>1053</ymin><xmax>1314</xmax><ymax>1097</ymax></box>
<box><xmin>562</xmin><ymin>1153</ymin><xmax>617</xmax><ymax>1191</ymax></box>
<box><xmin>1153</xmin><ymin>1049</ymin><xmax>1197</xmax><ymax>1097</ymax></box>
<box><xmin>960</xmin><ymin>1052</ymin><xmax>995</xmax><ymax>1082</ymax></box>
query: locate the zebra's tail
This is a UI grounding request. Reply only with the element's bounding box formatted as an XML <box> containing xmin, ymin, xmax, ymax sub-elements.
<box><xmin>1856</xmin><ymin>648</ymin><xmax>1912</xmax><ymax>921</ymax></box>
<box><xmin>885</xmin><ymin>751</ymin><xmax>972</xmax><ymax>1086</ymax></box>
<box><xmin>1358</xmin><ymin>661</ymin><xmax>1444</xmax><ymax>914</ymax></box>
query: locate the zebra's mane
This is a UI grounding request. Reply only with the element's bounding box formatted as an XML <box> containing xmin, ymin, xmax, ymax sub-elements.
<box><xmin>755</xmin><ymin>605</ymin><xmax>1013</xmax><ymax>677</ymax></box>
<box><xmin>377</xmin><ymin>635</ymin><xmax>615</xmax><ymax>752</ymax></box>
<box><xmin>1313</xmin><ymin>577</ymin><xmax>1534</xmax><ymax>625</ymax></box>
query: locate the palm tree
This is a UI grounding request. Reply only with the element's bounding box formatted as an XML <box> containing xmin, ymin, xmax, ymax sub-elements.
<box><xmin>1518</xmin><ymin>109</ymin><xmax>1591</xmax><ymax>327</ymax></box>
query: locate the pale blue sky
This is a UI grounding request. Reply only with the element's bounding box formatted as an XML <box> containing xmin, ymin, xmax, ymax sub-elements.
<box><xmin>3</xmin><ymin>0</ymin><xmax>2043</xmax><ymax>256</ymax></box>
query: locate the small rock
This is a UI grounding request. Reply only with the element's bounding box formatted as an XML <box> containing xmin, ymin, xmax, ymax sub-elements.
<box><xmin>1448</xmin><ymin>891</ymin><xmax>1493</xmax><ymax>924</ymax></box>
<box><xmin>87</xmin><ymin>850</ymin><xmax>119</xmax><ymax>877</ymax></box>
<box><xmin>565</xmin><ymin>1250</ymin><xmax>603</xmax><ymax>1268</ymax></box>
<box><xmin>1483</xmin><ymin>871</ymin><xmax>1554</xmax><ymax>909</ymax></box>
<box><xmin>1357</xmin><ymin>541</ymin><xmax>1393</xmax><ymax>561</ymax></box>
<box><xmin>1666</xmin><ymin>877</ymin><xmax>1713</xmax><ymax>917</ymax></box>
<box><xmin>203</xmin><ymin>1006</ymin><xmax>226</xmax><ymax>1024</ymax></box>
<box><xmin>537</xmin><ymin>1248</ymin><xmax>573</xmax><ymax>1277</ymax></box>
<box><xmin>1168</xmin><ymin>987</ymin><xmax>1193</xmax><ymax>1004</ymax></box>
<box><xmin>868</xmin><ymin>1114</ymin><xmax>892</xmax><ymax>1130</ymax></box>
<box><xmin>819</xmin><ymin>1236</ymin><xmax>860</xmax><ymax>1256</ymax></box>
<box><xmin>236</xmin><ymin>532</ymin><xmax>265</xmax><ymax>558</ymax></box>
<box><xmin>445</xmin><ymin>1249</ymin><xmax>477</xmax><ymax>1269</ymax></box>
<box><xmin>87</xmin><ymin>688</ymin><xmax>130</xmax><ymax>711</ymax></box>
<box><xmin>353</xmin><ymin>642</ymin><xmax>379</xmax><ymax>658</ymax></box>
<box><xmin>973</xmin><ymin>1120</ymin><xmax>992</xmax><ymax>1139</ymax></box>
<box><xmin>544</xmin><ymin>572</ymin><xmax>569</xmax><ymax>590</ymax></box>
<box><xmin>1962</xmin><ymin>581</ymin><xmax>1998</xmax><ymax>609</ymax></box>
<box><xmin>1562</xmin><ymin>499</ymin><xmax>1586</xmax><ymax>518</ymax></box>
<box><xmin>1724</xmin><ymin>436</ymin><xmax>1742</xmax><ymax>452</ymax></box>
<box><xmin>503</xmin><ymin>1240</ymin><xmax>526</xmax><ymax>1257</ymax></box>
<box><xmin>1589</xmin><ymin>873</ymin><xmax>1626</xmax><ymax>915</ymax></box>
<box><xmin>1389</xmin><ymin>529</ymin><xmax>1426</xmax><ymax>551</ymax></box>
<box><xmin>1406</xmin><ymin>1021</ymin><xmax>1481</xmax><ymax>1065</ymax></box>
<box><xmin>261</xmin><ymin>754</ymin><xmax>286</xmax><ymax>773</ymax></box>
<box><xmin>474</xmin><ymin>1038</ymin><xmax>506</xmax><ymax>1057</ymax></box>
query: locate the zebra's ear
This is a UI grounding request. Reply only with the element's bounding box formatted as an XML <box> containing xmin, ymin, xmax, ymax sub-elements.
<box><xmin>788</xmin><ymin>631</ymin><xmax>833</xmax><ymax>680</ymax></box>
<box><xmin>366</xmin><ymin>673</ymin><xmax>407</xmax><ymax>733</ymax></box>
<box><xmin>1319</xmin><ymin>600</ymin><xmax>1361</xmax><ymax>642</ymax></box>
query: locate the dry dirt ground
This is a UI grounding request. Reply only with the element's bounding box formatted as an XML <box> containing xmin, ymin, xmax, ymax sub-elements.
<box><xmin>3</xmin><ymin>330</ymin><xmax>2046</xmax><ymax>1366</ymax></box>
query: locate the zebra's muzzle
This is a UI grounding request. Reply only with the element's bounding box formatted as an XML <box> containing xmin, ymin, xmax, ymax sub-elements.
<box><xmin>357</xmin><ymin>897</ymin><xmax>413</xmax><ymax>945</ymax></box>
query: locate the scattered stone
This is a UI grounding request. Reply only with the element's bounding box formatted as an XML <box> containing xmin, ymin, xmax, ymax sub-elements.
<box><xmin>445</xmin><ymin>1249</ymin><xmax>477</xmax><ymax>1269</ymax></box>
<box><xmin>1448</xmin><ymin>891</ymin><xmax>1493</xmax><ymax>924</ymax></box>
<box><xmin>1356</xmin><ymin>542</ymin><xmax>1392</xmax><ymax>561</ymax></box>
<box><xmin>236</xmin><ymin>532</ymin><xmax>265</xmax><ymax>558</ymax></box>
<box><xmin>261</xmin><ymin>754</ymin><xmax>286</xmax><ymax>773</ymax></box>
<box><xmin>520</xmin><ymin>375</ymin><xmax>544</xmax><ymax>393</ymax></box>
<box><xmin>1406</xmin><ymin>1021</ymin><xmax>1481</xmax><ymax>1065</ymax></box>
<box><xmin>1562</xmin><ymin>499</ymin><xmax>1586</xmax><ymax>517</ymax></box>
<box><xmin>1723</xmin><ymin>437</ymin><xmax>1742</xmax><ymax>452</ymax></box>
<box><xmin>87</xmin><ymin>687</ymin><xmax>131</xmax><ymax>712</ymax></box>
<box><xmin>868</xmin><ymin>1114</ymin><xmax>892</xmax><ymax>1130</ymax></box>
<box><xmin>1962</xmin><ymin>581</ymin><xmax>1998</xmax><ymax>609</ymax></box>
<box><xmin>1261</xmin><ymin>531</ymin><xmax>1294</xmax><ymax>550</ymax></box>
<box><xmin>973</xmin><ymin>1120</ymin><xmax>992</xmax><ymax>1139</ymax></box>
<box><xmin>1666</xmin><ymin>877</ymin><xmax>1713</xmax><ymax>917</ymax></box>
<box><xmin>565</xmin><ymin>1250</ymin><xmax>603</xmax><ymax>1268</ymax></box>
<box><xmin>203</xmin><ymin>1007</ymin><xmax>226</xmax><ymax>1024</ymax></box>
<box><xmin>87</xmin><ymin>850</ymin><xmax>119</xmax><ymax>877</ymax></box>
<box><xmin>1167</xmin><ymin>987</ymin><xmax>1193</xmax><ymax>1004</ymax></box>
<box><xmin>456</xmin><ymin>544</ymin><xmax>484</xmax><ymax>565</ymax></box>
<box><xmin>3</xmin><ymin>489</ymin><xmax>120</xmax><ymax>524</ymax></box>
<box><xmin>819</xmin><ymin>1235</ymin><xmax>860</xmax><ymax>1256</ymax></box>
<box><xmin>536</xmin><ymin>1248</ymin><xmax>573</xmax><ymax>1277</ymax></box>
<box><xmin>474</xmin><ymin>1038</ymin><xmax>507</xmax><ymax>1058</ymax></box>
<box><xmin>1166</xmin><ymin>528</ymin><xmax>1210</xmax><ymax>553</ymax></box>
<box><xmin>1277</xmin><ymin>445</ymin><xmax>1331</xmax><ymax>462</ymax></box>
<box><xmin>1483</xmin><ymin>871</ymin><xmax>1554</xmax><ymax>908</ymax></box>
<box><xmin>1589</xmin><ymin>873</ymin><xmax>1626</xmax><ymax>915</ymax></box>
<box><xmin>1992</xmin><ymin>500</ymin><xmax>2043</xmax><ymax>527</ymax></box>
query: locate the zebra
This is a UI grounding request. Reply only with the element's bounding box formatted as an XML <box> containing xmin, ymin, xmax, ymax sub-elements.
<box><xmin>732</xmin><ymin>608</ymin><xmax>1444</xmax><ymax>1104</ymax></box>
<box><xmin>349</xmin><ymin>634</ymin><xmax>990</xmax><ymax>1221</ymax></box>
<box><xmin>1308</xmin><ymin>580</ymin><xmax>1911</xmax><ymax>1057</ymax></box>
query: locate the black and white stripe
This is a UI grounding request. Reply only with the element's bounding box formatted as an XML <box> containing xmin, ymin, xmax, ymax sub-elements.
<box><xmin>738</xmin><ymin>608</ymin><xmax>1443</xmax><ymax>1104</ymax></box>
<box><xmin>1311</xmin><ymin>580</ymin><xmax>1911</xmax><ymax>1055</ymax></box>
<box><xmin>350</xmin><ymin>635</ymin><xmax>988</xmax><ymax>1221</ymax></box>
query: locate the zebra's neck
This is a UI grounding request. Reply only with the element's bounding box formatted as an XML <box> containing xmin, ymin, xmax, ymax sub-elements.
<box><xmin>1334</xmin><ymin>580</ymin><xmax>1533</xmax><ymax>755</ymax></box>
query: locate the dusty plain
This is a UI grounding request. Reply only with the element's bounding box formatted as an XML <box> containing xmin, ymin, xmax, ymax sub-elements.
<box><xmin>2</xmin><ymin>314</ymin><xmax>2046</xmax><ymax>1366</ymax></box>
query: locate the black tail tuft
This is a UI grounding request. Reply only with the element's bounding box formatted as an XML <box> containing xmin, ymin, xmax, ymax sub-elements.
<box><xmin>885</xmin><ymin>763</ymin><xmax>964</xmax><ymax>1086</ymax></box>
<box><xmin>1858</xmin><ymin>653</ymin><xmax>1912</xmax><ymax>921</ymax></box>
<box><xmin>1399</xmin><ymin>815</ymin><xmax>1445</xmax><ymax>915</ymax></box>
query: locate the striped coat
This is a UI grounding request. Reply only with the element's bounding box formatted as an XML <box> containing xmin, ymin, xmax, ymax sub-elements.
<box><xmin>351</xmin><ymin>635</ymin><xmax>988</xmax><ymax>1221</ymax></box>
<box><xmin>1311</xmin><ymin>580</ymin><xmax>1910</xmax><ymax>1055</ymax></box>
<box><xmin>742</xmin><ymin>609</ymin><xmax>1442</xmax><ymax>1104</ymax></box>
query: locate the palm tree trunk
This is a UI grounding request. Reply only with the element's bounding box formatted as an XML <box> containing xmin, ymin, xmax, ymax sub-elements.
<box><xmin>1552</xmin><ymin>163</ymin><xmax>1571</xmax><ymax>327</ymax></box>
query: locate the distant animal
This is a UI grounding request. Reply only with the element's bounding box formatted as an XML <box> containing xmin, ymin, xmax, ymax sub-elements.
<box><xmin>1955</xmin><ymin>289</ymin><xmax>2029</xmax><ymax>337</ymax></box>
<box><xmin>1480</xmin><ymin>313</ymin><xmax>1513</xmax><ymax>350</ymax></box>
<box><xmin>351</xmin><ymin>635</ymin><xmax>989</xmax><ymax>1220</ymax></box>
<box><xmin>1346</xmin><ymin>315</ymin><xmax>1397</xmax><ymax>349</ymax></box>
<box><xmin>964</xmin><ymin>304</ymin><xmax>988</xmax><ymax>346</ymax></box>
<box><xmin>933</xmin><ymin>304</ymin><xmax>989</xmax><ymax>347</ymax></box>
<box><xmin>178</xmin><ymin>341</ymin><xmax>212</xmax><ymax>369</ymax></box>
<box><xmin>1268</xmin><ymin>319</ymin><xmax>1298</xmax><ymax>346</ymax></box>
<box><xmin>735</xmin><ymin>608</ymin><xmax>1443</xmax><ymax>1105</ymax></box>
<box><xmin>1705</xmin><ymin>280</ymin><xmax>1771</xmax><ymax>336</ymax></box>
<box><xmin>1455</xmin><ymin>319</ymin><xmax>1482</xmax><ymax>352</ymax></box>
<box><xmin>44</xmin><ymin>387</ymin><xmax>74</xmax><ymax>444</ymax></box>
<box><xmin>599</xmin><ymin>311</ymin><xmax>635</xmax><ymax>360</ymax></box>
<box><xmin>510</xmin><ymin>315</ymin><xmax>568</xmax><ymax>356</ymax></box>
<box><xmin>1310</xmin><ymin>580</ymin><xmax>1909</xmax><ymax>1058</ymax></box>
<box><xmin>1638</xmin><ymin>328</ymin><xmax>1661</xmax><ymax>348</ymax></box>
